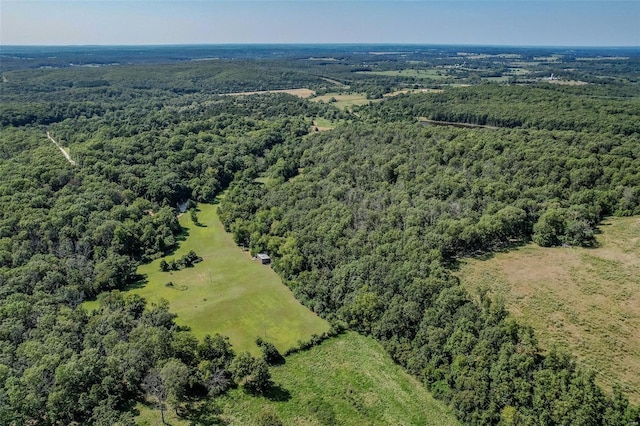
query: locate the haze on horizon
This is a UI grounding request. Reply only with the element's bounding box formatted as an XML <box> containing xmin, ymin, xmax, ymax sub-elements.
<box><xmin>1</xmin><ymin>1</ymin><xmax>639</xmax><ymax>47</ymax></box>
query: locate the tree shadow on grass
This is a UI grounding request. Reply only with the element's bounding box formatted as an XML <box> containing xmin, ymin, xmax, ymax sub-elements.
<box><xmin>175</xmin><ymin>227</ymin><xmax>190</xmax><ymax>244</ymax></box>
<box><xmin>183</xmin><ymin>399</ymin><xmax>229</xmax><ymax>425</ymax></box>
<box><xmin>263</xmin><ymin>384</ymin><xmax>292</xmax><ymax>402</ymax></box>
<box><xmin>146</xmin><ymin>227</ymin><xmax>191</xmax><ymax>260</ymax></box>
<box><xmin>124</xmin><ymin>274</ymin><xmax>149</xmax><ymax>291</ymax></box>
<box><xmin>135</xmin><ymin>398</ymin><xmax>177</xmax><ymax>426</ymax></box>
<box><xmin>449</xmin><ymin>239</ymin><xmax>531</xmax><ymax>271</ymax></box>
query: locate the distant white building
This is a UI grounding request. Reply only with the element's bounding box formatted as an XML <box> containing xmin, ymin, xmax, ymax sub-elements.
<box><xmin>257</xmin><ymin>253</ymin><xmax>271</xmax><ymax>265</ymax></box>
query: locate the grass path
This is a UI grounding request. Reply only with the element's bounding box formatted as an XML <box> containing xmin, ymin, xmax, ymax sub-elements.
<box><xmin>117</xmin><ymin>203</ymin><xmax>329</xmax><ymax>354</ymax></box>
<box><xmin>458</xmin><ymin>216</ymin><xmax>640</xmax><ymax>403</ymax></box>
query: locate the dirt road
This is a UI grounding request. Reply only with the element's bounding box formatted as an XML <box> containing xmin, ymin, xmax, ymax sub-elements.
<box><xmin>46</xmin><ymin>131</ymin><xmax>76</xmax><ymax>166</ymax></box>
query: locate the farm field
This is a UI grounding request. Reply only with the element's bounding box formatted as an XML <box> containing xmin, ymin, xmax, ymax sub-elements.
<box><xmin>310</xmin><ymin>89</ymin><xmax>441</xmax><ymax>112</ymax></box>
<box><xmin>357</xmin><ymin>69</ymin><xmax>450</xmax><ymax>80</ymax></box>
<box><xmin>88</xmin><ymin>203</ymin><xmax>329</xmax><ymax>355</ymax></box>
<box><xmin>458</xmin><ymin>216</ymin><xmax>640</xmax><ymax>403</ymax></box>
<box><xmin>136</xmin><ymin>332</ymin><xmax>459</xmax><ymax>425</ymax></box>
<box><xmin>311</xmin><ymin>92</ymin><xmax>371</xmax><ymax>110</ymax></box>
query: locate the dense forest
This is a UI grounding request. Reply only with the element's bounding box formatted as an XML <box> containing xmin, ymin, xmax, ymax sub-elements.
<box><xmin>219</xmin><ymin>119</ymin><xmax>640</xmax><ymax>423</ymax></box>
<box><xmin>1</xmin><ymin>45</ymin><xmax>639</xmax><ymax>424</ymax></box>
<box><xmin>0</xmin><ymin>87</ymin><xmax>331</xmax><ymax>423</ymax></box>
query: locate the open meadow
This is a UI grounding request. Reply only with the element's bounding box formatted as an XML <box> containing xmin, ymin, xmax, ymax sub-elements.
<box><xmin>311</xmin><ymin>92</ymin><xmax>371</xmax><ymax>110</ymax></box>
<box><xmin>98</xmin><ymin>203</ymin><xmax>329</xmax><ymax>354</ymax></box>
<box><xmin>135</xmin><ymin>332</ymin><xmax>459</xmax><ymax>426</ymax></box>
<box><xmin>458</xmin><ymin>216</ymin><xmax>640</xmax><ymax>403</ymax></box>
<box><xmin>311</xmin><ymin>117</ymin><xmax>339</xmax><ymax>131</ymax></box>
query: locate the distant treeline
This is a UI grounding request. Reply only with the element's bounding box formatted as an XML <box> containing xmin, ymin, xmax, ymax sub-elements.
<box><xmin>365</xmin><ymin>84</ymin><xmax>640</xmax><ymax>134</ymax></box>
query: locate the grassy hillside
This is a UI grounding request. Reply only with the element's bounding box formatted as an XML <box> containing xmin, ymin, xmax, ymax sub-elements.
<box><xmin>311</xmin><ymin>93</ymin><xmax>371</xmax><ymax>110</ymax></box>
<box><xmin>458</xmin><ymin>216</ymin><xmax>640</xmax><ymax>403</ymax></box>
<box><xmin>136</xmin><ymin>332</ymin><xmax>459</xmax><ymax>426</ymax></box>
<box><xmin>87</xmin><ymin>203</ymin><xmax>329</xmax><ymax>355</ymax></box>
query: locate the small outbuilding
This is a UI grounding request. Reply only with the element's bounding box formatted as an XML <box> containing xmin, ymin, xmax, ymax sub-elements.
<box><xmin>257</xmin><ymin>253</ymin><xmax>271</xmax><ymax>265</ymax></box>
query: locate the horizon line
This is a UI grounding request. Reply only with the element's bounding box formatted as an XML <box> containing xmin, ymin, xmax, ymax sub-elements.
<box><xmin>2</xmin><ymin>42</ymin><xmax>639</xmax><ymax>49</ymax></box>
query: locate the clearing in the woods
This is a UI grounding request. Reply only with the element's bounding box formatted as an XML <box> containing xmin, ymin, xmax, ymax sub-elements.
<box><xmin>136</xmin><ymin>332</ymin><xmax>460</xmax><ymax>426</ymax></box>
<box><xmin>458</xmin><ymin>216</ymin><xmax>640</xmax><ymax>403</ymax></box>
<box><xmin>87</xmin><ymin>203</ymin><xmax>329</xmax><ymax>355</ymax></box>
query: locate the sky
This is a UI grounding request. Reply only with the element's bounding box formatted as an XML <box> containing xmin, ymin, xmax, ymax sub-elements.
<box><xmin>1</xmin><ymin>1</ymin><xmax>638</xmax><ymax>47</ymax></box>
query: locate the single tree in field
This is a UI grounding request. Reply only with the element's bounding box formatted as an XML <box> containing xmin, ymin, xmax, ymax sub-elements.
<box><xmin>142</xmin><ymin>370</ymin><xmax>167</xmax><ymax>425</ymax></box>
<box><xmin>199</xmin><ymin>362</ymin><xmax>232</xmax><ymax>396</ymax></box>
<box><xmin>190</xmin><ymin>208</ymin><xmax>200</xmax><ymax>226</ymax></box>
<box><xmin>159</xmin><ymin>259</ymin><xmax>170</xmax><ymax>272</ymax></box>
<box><xmin>229</xmin><ymin>352</ymin><xmax>273</xmax><ymax>394</ymax></box>
<box><xmin>256</xmin><ymin>337</ymin><xmax>285</xmax><ymax>365</ymax></box>
<box><xmin>160</xmin><ymin>358</ymin><xmax>191</xmax><ymax>416</ymax></box>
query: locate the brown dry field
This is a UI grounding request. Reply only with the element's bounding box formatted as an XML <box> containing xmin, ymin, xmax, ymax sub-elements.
<box><xmin>458</xmin><ymin>216</ymin><xmax>640</xmax><ymax>403</ymax></box>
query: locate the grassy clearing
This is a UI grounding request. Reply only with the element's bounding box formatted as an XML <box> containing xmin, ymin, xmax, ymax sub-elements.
<box><xmin>254</xmin><ymin>176</ymin><xmax>275</xmax><ymax>186</ymax></box>
<box><xmin>89</xmin><ymin>203</ymin><xmax>329</xmax><ymax>355</ymax></box>
<box><xmin>219</xmin><ymin>332</ymin><xmax>459</xmax><ymax>426</ymax></box>
<box><xmin>223</xmin><ymin>88</ymin><xmax>315</xmax><ymax>98</ymax></box>
<box><xmin>311</xmin><ymin>90</ymin><xmax>426</xmax><ymax>112</ymax></box>
<box><xmin>311</xmin><ymin>93</ymin><xmax>371</xmax><ymax>110</ymax></box>
<box><xmin>382</xmin><ymin>89</ymin><xmax>441</xmax><ymax>98</ymax></box>
<box><xmin>311</xmin><ymin>117</ymin><xmax>338</xmax><ymax>131</ymax></box>
<box><xmin>134</xmin><ymin>332</ymin><xmax>458</xmax><ymax>425</ymax></box>
<box><xmin>458</xmin><ymin>216</ymin><xmax>640</xmax><ymax>403</ymax></box>
<box><xmin>319</xmin><ymin>76</ymin><xmax>348</xmax><ymax>87</ymax></box>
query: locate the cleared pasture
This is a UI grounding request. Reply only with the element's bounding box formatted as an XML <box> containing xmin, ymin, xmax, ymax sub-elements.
<box><xmin>111</xmin><ymin>203</ymin><xmax>329</xmax><ymax>354</ymax></box>
<box><xmin>135</xmin><ymin>332</ymin><xmax>459</xmax><ymax>425</ymax></box>
<box><xmin>219</xmin><ymin>331</ymin><xmax>459</xmax><ymax>425</ymax></box>
<box><xmin>311</xmin><ymin>117</ymin><xmax>338</xmax><ymax>131</ymax></box>
<box><xmin>311</xmin><ymin>92</ymin><xmax>371</xmax><ymax>110</ymax></box>
<box><xmin>458</xmin><ymin>216</ymin><xmax>640</xmax><ymax>403</ymax></box>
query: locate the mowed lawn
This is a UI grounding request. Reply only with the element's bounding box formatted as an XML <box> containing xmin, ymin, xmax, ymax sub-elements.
<box><xmin>458</xmin><ymin>216</ymin><xmax>640</xmax><ymax>403</ymax></box>
<box><xmin>122</xmin><ymin>204</ymin><xmax>329</xmax><ymax>354</ymax></box>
